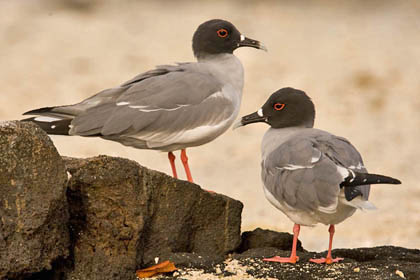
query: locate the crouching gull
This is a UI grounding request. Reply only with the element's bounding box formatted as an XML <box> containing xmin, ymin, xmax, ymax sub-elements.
<box><xmin>22</xmin><ymin>19</ymin><xmax>266</xmax><ymax>183</ymax></box>
<box><xmin>234</xmin><ymin>87</ymin><xmax>401</xmax><ymax>264</ymax></box>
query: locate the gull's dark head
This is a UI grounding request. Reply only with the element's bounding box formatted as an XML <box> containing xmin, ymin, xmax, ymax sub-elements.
<box><xmin>192</xmin><ymin>19</ymin><xmax>266</xmax><ymax>59</ymax></box>
<box><xmin>234</xmin><ymin>87</ymin><xmax>316</xmax><ymax>129</ymax></box>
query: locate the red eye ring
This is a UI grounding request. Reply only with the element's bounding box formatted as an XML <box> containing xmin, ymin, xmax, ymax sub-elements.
<box><xmin>217</xmin><ymin>28</ymin><xmax>228</xmax><ymax>38</ymax></box>
<box><xmin>274</xmin><ymin>103</ymin><xmax>285</xmax><ymax>111</ymax></box>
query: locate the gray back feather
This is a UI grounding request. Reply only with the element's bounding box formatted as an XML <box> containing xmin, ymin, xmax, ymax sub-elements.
<box><xmin>69</xmin><ymin>63</ymin><xmax>227</xmax><ymax>137</ymax></box>
<box><xmin>262</xmin><ymin>129</ymin><xmax>370</xmax><ymax>212</ymax></box>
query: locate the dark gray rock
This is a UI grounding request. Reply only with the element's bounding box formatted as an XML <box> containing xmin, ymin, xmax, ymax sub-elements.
<box><xmin>232</xmin><ymin>230</ymin><xmax>420</xmax><ymax>280</ymax></box>
<box><xmin>231</xmin><ymin>245</ymin><xmax>420</xmax><ymax>280</ymax></box>
<box><xmin>156</xmin><ymin>242</ymin><xmax>420</xmax><ymax>279</ymax></box>
<box><xmin>141</xmin><ymin>168</ymin><xmax>243</xmax><ymax>266</ymax></box>
<box><xmin>0</xmin><ymin>121</ymin><xmax>69</xmax><ymax>279</ymax></box>
<box><xmin>237</xmin><ymin>227</ymin><xmax>304</xmax><ymax>253</ymax></box>
<box><xmin>62</xmin><ymin>155</ymin><xmax>243</xmax><ymax>280</ymax></box>
<box><xmin>156</xmin><ymin>252</ymin><xmax>225</xmax><ymax>269</ymax></box>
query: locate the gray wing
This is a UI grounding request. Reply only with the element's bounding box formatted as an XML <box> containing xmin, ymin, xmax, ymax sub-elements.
<box><xmin>26</xmin><ymin>65</ymin><xmax>187</xmax><ymax>120</ymax></box>
<box><xmin>313</xmin><ymin>132</ymin><xmax>370</xmax><ymax>200</ymax></box>
<box><xmin>262</xmin><ymin>130</ymin><xmax>369</xmax><ymax>213</ymax></box>
<box><xmin>69</xmin><ymin>64</ymin><xmax>234</xmax><ymax>144</ymax></box>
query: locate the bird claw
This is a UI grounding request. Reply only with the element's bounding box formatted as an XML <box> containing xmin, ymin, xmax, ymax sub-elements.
<box><xmin>309</xmin><ymin>257</ymin><xmax>344</xmax><ymax>264</ymax></box>
<box><xmin>263</xmin><ymin>255</ymin><xmax>299</xmax><ymax>264</ymax></box>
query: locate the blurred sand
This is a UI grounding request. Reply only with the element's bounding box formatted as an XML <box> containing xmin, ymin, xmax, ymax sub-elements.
<box><xmin>1</xmin><ymin>0</ymin><xmax>419</xmax><ymax>252</ymax></box>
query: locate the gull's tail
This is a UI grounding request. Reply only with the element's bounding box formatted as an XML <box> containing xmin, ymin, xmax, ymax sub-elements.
<box><xmin>340</xmin><ymin>170</ymin><xmax>401</xmax><ymax>201</ymax></box>
<box><xmin>22</xmin><ymin>106</ymin><xmax>74</xmax><ymax>135</ymax></box>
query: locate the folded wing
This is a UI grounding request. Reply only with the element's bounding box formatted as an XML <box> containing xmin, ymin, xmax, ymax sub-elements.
<box><xmin>262</xmin><ymin>130</ymin><xmax>369</xmax><ymax>213</ymax></box>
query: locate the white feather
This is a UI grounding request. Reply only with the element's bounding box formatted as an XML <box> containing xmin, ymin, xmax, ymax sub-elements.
<box><xmin>337</xmin><ymin>165</ymin><xmax>350</xmax><ymax>179</ymax></box>
<box><xmin>128</xmin><ymin>91</ymin><xmax>222</xmax><ymax>113</ymax></box>
<box><xmin>276</xmin><ymin>164</ymin><xmax>314</xmax><ymax>171</ymax></box>
<box><xmin>341</xmin><ymin>196</ymin><xmax>377</xmax><ymax>211</ymax></box>
<box><xmin>311</xmin><ymin>149</ymin><xmax>322</xmax><ymax>163</ymax></box>
<box><xmin>116</xmin><ymin>101</ymin><xmax>130</xmax><ymax>106</ymax></box>
<box><xmin>144</xmin><ymin>118</ymin><xmax>230</xmax><ymax>148</ymax></box>
<box><xmin>34</xmin><ymin>116</ymin><xmax>61</xmax><ymax>122</ymax></box>
<box><xmin>348</xmin><ymin>162</ymin><xmax>365</xmax><ymax>170</ymax></box>
<box><xmin>137</xmin><ymin>104</ymin><xmax>189</xmax><ymax>112</ymax></box>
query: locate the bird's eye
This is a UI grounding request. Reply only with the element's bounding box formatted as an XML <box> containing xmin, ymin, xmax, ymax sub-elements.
<box><xmin>217</xmin><ymin>28</ymin><xmax>228</xmax><ymax>38</ymax></box>
<box><xmin>274</xmin><ymin>103</ymin><xmax>285</xmax><ymax>111</ymax></box>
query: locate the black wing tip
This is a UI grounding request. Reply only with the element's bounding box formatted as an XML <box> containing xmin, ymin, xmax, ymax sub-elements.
<box><xmin>23</xmin><ymin>107</ymin><xmax>55</xmax><ymax>116</ymax></box>
<box><xmin>21</xmin><ymin>117</ymin><xmax>72</xmax><ymax>135</ymax></box>
<box><xmin>390</xmin><ymin>178</ymin><xmax>402</xmax><ymax>184</ymax></box>
<box><xmin>375</xmin><ymin>175</ymin><xmax>401</xmax><ymax>185</ymax></box>
<box><xmin>341</xmin><ymin>171</ymin><xmax>402</xmax><ymax>187</ymax></box>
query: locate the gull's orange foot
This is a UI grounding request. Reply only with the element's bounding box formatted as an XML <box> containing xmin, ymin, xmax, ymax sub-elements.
<box><xmin>263</xmin><ymin>256</ymin><xmax>299</xmax><ymax>264</ymax></box>
<box><xmin>309</xmin><ymin>257</ymin><xmax>344</xmax><ymax>264</ymax></box>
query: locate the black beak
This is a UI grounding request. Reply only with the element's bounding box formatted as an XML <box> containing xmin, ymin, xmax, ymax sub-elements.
<box><xmin>233</xmin><ymin>111</ymin><xmax>267</xmax><ymax>129</ymax></box>
<box><xmin>237</xmin><ymin>36</ymin><xmax>267</xmax><ymax>51</ymax></box>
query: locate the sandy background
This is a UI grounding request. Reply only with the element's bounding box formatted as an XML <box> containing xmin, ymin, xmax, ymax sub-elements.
<box><xmin>1</xmin><ymin>0</ymin><xmax>419</xmax><ymax>252</ymax></box>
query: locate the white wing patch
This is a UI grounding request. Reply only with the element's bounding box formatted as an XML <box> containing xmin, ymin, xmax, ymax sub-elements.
<box><xmin>275</xmin><ymin>147</ymin><xmax>321</xmax><ymax>170</ymax></box>
<box><xmin>276</xmin><ymin>164</ymin><xmax>314</xmax><ymax>171</ymax></box>
<box><xmin>348</xmin><ymin>162</ymin><xmax>365</xmax><ymax>170</ymax></box>
<box><xmin>34</xmin><ymin>116</ymin><xmax>61</xmax><ymax>122</ymax></box>
<box><xmin>311</xmin><ymin>148</ymin><xmax>322</xmax><ymax>163</ymax></box>
<box><xmin>116</xmin><ymin>101</ymin><xmax>130</xmax><ymax>106</ymax></box>
<box><xmin>130</xmin><ymin>104</ymin><xmax>190</xmax><ymax>112</ymax></box>
<box><xmin>204</xmin><ymin>91</ymin><xmax>224</xmax><ymax>101</ymax></box>
<box><xmin>119</xmin><ymin>91</ymin><xmax>224</xmax><ymax>113</ymax></box>
<box><xmin>336</xmin><ymin>165</ymin><xmax>350</xmax><ymax>179</ymax></box>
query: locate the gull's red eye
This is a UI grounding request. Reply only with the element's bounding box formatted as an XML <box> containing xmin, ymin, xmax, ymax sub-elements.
<box><xmin>274</xmin><ymin>103</ymin><xmax>285</xmax><ymax>111</ymax></box>
<box><xmin>217</xmin><ymin>28</ymin><xmax>228</xmax><ymax>38</ymax></box>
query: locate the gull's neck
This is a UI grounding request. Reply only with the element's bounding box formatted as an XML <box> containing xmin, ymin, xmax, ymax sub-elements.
<box><xmin>197</xmin><ymin>53</ymin><xmax>244</xmax><ymax>93</ymax></box>
<box><xmin>262</xmin><ymin>126</ymin><xmax>308</xmax><ymax>160</ymax></box>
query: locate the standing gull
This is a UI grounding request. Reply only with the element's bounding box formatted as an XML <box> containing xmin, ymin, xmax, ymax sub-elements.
<box><xmin>234</xmin><ymin>87</ymin><xmax>401</xmax><ymax>264</ymax></box>
<box><xmin>22</xmin><ymin>19</ymin><xmax>266</xmax><ymax>183</ymax></box>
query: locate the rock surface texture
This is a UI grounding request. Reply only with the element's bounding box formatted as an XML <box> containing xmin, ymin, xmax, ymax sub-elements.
<box><xmin>155</xmin><ymin>229</ymin><xmax>420</xmax><ymax>280</ymax></box>
<box><xmin>61</xmin><ymin>155</ymin><xmax>243</xmax><ymax>280</ymax></box>
<box><xmin>237</xmin><ymin>228</ymin><xmax>304</xmax><ymax>253</ymax></box>
<box><xmin>1</xmin><ymin>121</ymin><xmax>419</xmax><ymax>280</ymax></box>
<box><xmin>230</xmin><ymin>241</ymin><xmax>420</xmax><ymax>280</ymax></box>
<box><xmin>0</xmin><ymin>121</ymin><xmax>69</xmax><ymax>279</ymax></box>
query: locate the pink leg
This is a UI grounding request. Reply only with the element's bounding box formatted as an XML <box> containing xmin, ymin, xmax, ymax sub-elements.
<box><xmin>180</xmin><ymin>149</ymin><xmax>193</xmax><ymax>183</ymax></box>
<box><xmin>168</xmin><ymin>152</ymin><xmax>178</xmax><ymax>179</ymax></box>
<box><xmin>264</xmin><ymin>223</ymin><xmax>300</xmax><ymax>264</ymax></box>
<box><xmin>310</xmin><ymin>225</ymin><xmax>344</xmax><ymax>264</ymax></box>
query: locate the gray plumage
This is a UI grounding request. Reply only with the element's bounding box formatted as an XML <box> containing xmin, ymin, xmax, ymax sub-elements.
<box><xmin>261</xmin><ymin>127</ymin><xmax>369</xmax><ymax>226</ymax></box>
<box><xmin>236</xmin><ymin>87</ymin><xmax>400</xmax><ymax>227</ymax></box>
<box><xmin>61</xmin><ymin>60</ymin><xmax>242</xmax><ymax>151</ymax></box>
<box><xmin>23</xmin><ymin>19</ymin><xmax>266</xmax><ymax>155</ymax></box>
